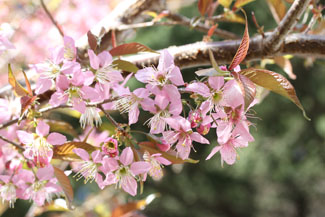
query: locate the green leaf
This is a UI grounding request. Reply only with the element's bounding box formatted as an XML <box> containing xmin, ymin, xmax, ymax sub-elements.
<box><xmin>239</xmin><ymin>68</ymin><xmax>310</xmax><ymax>120</ymax></box>
<box><xmin>228</xmin><ymin>9</ymin><xmax>249</xmax><ymax>71</ymax></box>
<box><xmin>53</xmin><ymin>142</ymin><xmax>98</xmax><ymax>161</ymax></box>
<box><xmin>139</xmin><ymin>142</ymin><xmax>199</xmax><ymax>164</ymax></box>
<box><xmin>53</xmin><ymin>167</ymin><xmax>74</xmax><ymax>210</ymax></box>
<box><xmin>109</xmin><ymin>42</ymin><xmax>158</xmax><ymax>56</ymax></box>
<box><xmin>112</xmin><ymin>59</ymin><xmax>139</xmax><ymax>73</ymax></box>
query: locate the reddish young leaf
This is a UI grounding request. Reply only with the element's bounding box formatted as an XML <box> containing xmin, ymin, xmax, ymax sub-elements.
<box><xmin>198</xmin><ymin>0</ymin><xmax>213</xmax><ymax>16</ymax></box>
<box><xmin>109</xmin><ymin>42</ymin><xmax>157</xmax><ymax>56</ymax></box>
<box><xmin>233</xmin><ymin>0</ymin><xmax>255</xmax><ymax>9</ymax></box>
<box><xmin>87</xmin><ymin>30</ymin><xmax>98</xmax><ymax>52</ymax></box>
<box><xmin>239</xmin><ymin>68</ymin><xmax>310</xmax><ymax>120</ymax></box>
<box><xmin>53</xmin><ymin>167</ymin><xmax>74</xmax><ymax>210</ymax></box>
<box><xmin>228</xmin><ymin>9</ymin><xmax>249</xmax><ymax>71</ymax></box>
<box><xmin>53</xmin><ymin>142</ymin><xmax>98</xmax><ymax>161</ymax></box>
<box><xmin>8</xmin><ymin>64</ymin><xmax>29</xmax><ymax>97</ymax></box>
<box><xmin>235</xmin><ymin>73</ymin><xmax>256</xmax><ymax>110</ymax></box>
<box><xmin>139</xmin><ymin>142</ymin><xmax>199</xmax><ymax>164</ymax></box>
<box><xmin>22</xmin><ymin>70</ymin><xmax>33</xmax><ymax>97</ymax></box>
<box><xmin>207</xmin><ymin>23</ymin><xmax>219</xmax><ymax>38</ymax></box>
<box><xmin>20</xmin><ymin>95</ymin><xmax>37</xmax><ymax>119</ymax></box>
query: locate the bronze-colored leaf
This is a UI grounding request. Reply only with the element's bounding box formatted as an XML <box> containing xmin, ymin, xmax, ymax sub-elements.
<box><xmin>111</xmin><ymin>194</ymin><xmax>158</xmax><ymax>217</ymax></box>
<box><xmin>274</xmin><ymin>56</ymin><xmax>296</xmax><ymax>80</ymax></box>
<box><xmin>139</xmin><ymin>142</ymin><xmax>199</xmax><ymax>164</ymax></box>
<box><xmin>228</xmin><ymin>9</ymin><xmax>249</xmax><ymax>71</ymax></box>
<box><xmin>239</xmin><ymin>68</ymin><xmax>310</xmax><ymax>120</ymax></box>
<box><xmin>53</xmin><ymin>167</ymin><xmax>74</xmax><ymax>210</ymax></box>
<box><xmin>44</xmin><ymin>120</ymin><xmax>78</xmax><ymax>137</ymax></box>
<box><xmin>233</xmin><ymin>0</ymin><xmax>255</xmax><ymax>9</ymax></box>
<box><xmin>112</xmin><ymin>59</ymin><xmax>139</xmax><ymax>73</ymax></box>
<box><xmin>8</xmin><ymin>64</ymin><xmax>29</xmax><ymax>97</ymax></box>
<box><xmin>20</xmin><ymin>95</ymin><xmax>37</xmax><ymax>118</ymax></box>
<box><xmin>22</xmin><ymin>70</ymin><xmax>33</xmax><ymax>97</ymax></box>
<box><xmin>109</xmin><ymin>42</ymin><xmax>158</xmax><ymax>56</ymax></box>
<box><xmin>198</xmin><ymin>0</ymin><xmax>212</xmax><ymax>16</ymax></box>
<box><xmin>236</xmin><ymin>74</ymin><xmax>256</xmax><ymax>110</ymax></box>
<box><xmin>87</xmin><ymin>30</ymin><xmax>97</xmax><ymax>52</ymax></box>
<box><xmin>267</xmin><ymin>0</ymin><xmax>287</xmax><ymax>24</ymax></box>
<box><xmin>53</xmin><ymin>142</ymin><xmax>98</xmax><ymax>161</ymax></box>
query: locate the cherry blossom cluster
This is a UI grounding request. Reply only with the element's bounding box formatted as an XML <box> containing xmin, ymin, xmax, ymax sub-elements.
<box><xmin>0</xmin><ymin>35</ymin><xmax>257</xmax><ymax>208</ymax></box>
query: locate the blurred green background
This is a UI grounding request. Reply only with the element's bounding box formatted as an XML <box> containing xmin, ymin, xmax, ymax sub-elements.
<box><xmin>2</xmin><ymin>1</ymin><xmax>324</xmax><ymax>217</ymax></box>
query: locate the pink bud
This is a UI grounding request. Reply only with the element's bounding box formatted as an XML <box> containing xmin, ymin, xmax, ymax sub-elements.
<box><xmin>102</xmin><ymin>137</ymin><xmax>119</xmax><ymax>157</ymax></box>
<box><xmin>188</xmin><ymin>110</ymin><xmax>202</xmax><ymax>128</ymax></box>
<box><xmin>197</xmin><ymin>123</ymin><xmax>211</xmax><ymax>135</ymax></box>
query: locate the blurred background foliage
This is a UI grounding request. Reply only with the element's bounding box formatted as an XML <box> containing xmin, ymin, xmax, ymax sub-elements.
<box><xmin>1</xmin><ymin>0</ymin><xmax>325</xmax><ymax>217</ymax></box>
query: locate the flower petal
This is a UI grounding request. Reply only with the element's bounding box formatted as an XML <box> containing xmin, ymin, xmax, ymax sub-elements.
<box><xmin>130</xmin><ymin>161</ymin><xmax>151</xmax><ymax>175</ymax></box>
<box><xmin>73</xmin><ymin>148</ymin><xmax>89</xmax><ymax>161</ymax></box>
<box><xmin>120</xmin><ymin>147</ymin><xmax>134</xmax><ymax>166</ymax></box>
<box><xmin>36</xmin><ymin>120</ymin><xmax>49</xmax><ymax>137</ymax></box>
<box><xmin>47</xmin><ymin>132</ymin><xmax>67</xmax><ymax>145</ymax></box>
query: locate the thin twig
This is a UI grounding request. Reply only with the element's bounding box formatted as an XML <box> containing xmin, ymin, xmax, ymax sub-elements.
<box><xmin>98</xmin><ymin>105</ymin><xmax>124</xmax><ymax>132</ymax></box>
<box><xmin>40</xmin><ymin>0</ymin><xmax>64</xmax><ymax>37</ymax></box>
<box><xmin>0</xmin><ymin>135</ymin><xmax>24</xmax><ymax>151</ymax></box>
<box><xmin>0</xmin><ymin>97</ymin><xmax>119</xmax><ymax>131</ymax></box>
<box><xmin>265</xmin><ymin>0</ymin><xmax>311</xmax><ymax>53</ymax></box>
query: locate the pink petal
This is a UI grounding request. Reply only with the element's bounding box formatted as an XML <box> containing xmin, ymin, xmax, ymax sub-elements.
<box><xmin>120</xmin><ymin>147</ymin><xmax>134</xmax><ymax>166</ymax></box>
<box><xmin>157</xmin><ymin>50</ymin><xmax>174</xmax><ymax>71</ymax></box>
<box><xmin>164</xmin><ymin>117</ymin><xmax>180</xmax><ymax>130</ymax></box>
<box><xmin>51</xmin><ymin>45</ymin><xmax>64</xmax><ymax>65</ymax></box>
<box><xmin>106</xmin><ymin>70</ymin><xmax>124</xmax><ymax>82</ymax></box>
<box><xmin>121</xmin><ymin>175</ymin><xmax>137</xmax><ymax>196</ymax></box>
<box><xmin>162</xmin><ymin>131</ymin><xmax>179</xmax><ymax>145</ymax></box>
<box><xmin>135</xmin><ymin>67</ymin><xmax>156</xmax><ymax>83</ymax></box>
<box><xmin>88</xmin><ymin>49</ymin><xmax>99</xmax><ymax>69</ymax></box>
<box><xmin>221</xmin><ymin>80</ymin><xmax>244</xmax><ymax>108</ymax></box>
<box><xmin>73</xmin><ymin>148</ymin><xmax>89</xmax><ymax>161</ymax></box>
<box><xmin>206</xmin><ymin>146</ymin><xmax>222</xmax><ymax>160</ymax></box>
<box><xmin>133</xmin><ymin>88</ymin><xmax>150</xmax><ymax>98</ymax></box>
<box><xmin>185</xmin><ymin>82</ymin><xmax>210</xmax><ymax>97</ymax></box>
<box><xmin>35</xmin><ymin>78</ymin><xmax>52</xmax><ymax>94</ymax></box>
<box><xmin>208</xmin><ymin>76</ymin><xmax>224</xmax><ymax>90</ymax></box>
<box><xmin>140</xmin><ymin>98</ymin><xmax>156</xmax><ymax>113</ymax></box>
<box><xmin>129</xmin><ymin>106</ymin><xmax>140</xmax><ymax>125</ymax></box>
<box><xmin>17</xmin><ymin>130</ymin><xmax>34</xmax><ymax>145</ymax></box>
<box><xmin>220</xmin><ymin>144</ymin><xmax>237</xmax><ymax>165</ymax></box>
<box><xmin>217</xmin><ymin>121</ymin><xmax>233</xmax><ymax>144</ymax></box>
<box><xmin>176</xmin><ymin>142</ymin><xmax>191</xmax><ymax>160</ymax></box>
<box><xmin>98</xmin><ymin>51</ymin><xmax>112</xmax><ymax>67</ymax></box>
<box><xmin>154</xmin><ymin>94</ymin><xmax>169</xmax><ymax>110</ymax></box>
<box><xmin>91</xmin><ymin>150</ymin><xmax>102</xmax><ymax>163</ymax></box>
<box><xmin>37</xmin><ymin>165</ymin><xmax>54</xmax><ymax>181</ymax></box>
<box><xmin>36</xmin><ymin>120</ymin><xmax>49</xmax><ymax>137</ymax></box>
<box><xmin>72</xmin><ymin>98</ymin><xmax>86</xmax><ymax>113</ymax></box>
<box><xmin>102</xmin><ymin>157</ymin><xmax>119</xmax><ymax>174</ymax></box>
<box><xmin>83</xmin><ymin>71</ymin><xmax>95</xmax><ymax>86</ymax></box>
<box><xmin>49</xmin><ymin>91</ymin><xmax>68</xmax><ymax>107</ymax></box>
<box><xmin>190</xmin><ymin>132</ymin><xmax>209</xmax><ymax>144</ymax></box>
<box><xmin>80</xmin><ymin>86</ymin><xmax>99</xmax><ymax>101</ymax></box>
<box><xmin>63</xmin><ymin>36</ymin><xmax>76</xmax><ymax>60</ymax></box>
<box><xmin>56</xmin><ymin>75</ymin><xmax>70</xmax><ymax>91</ymax></box>
<box><xmin>155</xmin><ymin>156</ymin><xmax>172</xmax><ymax>165</ymax></box>
<box><xmin>47</xmin><ymin>132</ymin><xmax>67</xmax><ymax>145</ymax></box>
<box><xmin>169</xmin><ymin>66</ymin><xmax>184</xmax><ymax>86</ymax></box>
<box><xmin>130</xmin><ymin>161</ymin><xmax>151</xmax><ymax>175</ymax></box>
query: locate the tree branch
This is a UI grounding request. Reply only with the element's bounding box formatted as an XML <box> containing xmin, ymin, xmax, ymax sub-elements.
<box><xmin>0</xmin><ymin>135</ymin><xmax>24</xmax><ymax>151</ymax></box>
<box><xmin>40</xmin><ymin>0</ymin><xmax>64</xmax><ymax>37</ymax></box>
<box><xmin>265</xmin><ymin>0</ymin><xmax>311</xmax><ymax>53</ymax></box>
<box><xmin>123</xmin><ymin>33</ymin><xmax>325</xmax><ymax>69</ymax></box>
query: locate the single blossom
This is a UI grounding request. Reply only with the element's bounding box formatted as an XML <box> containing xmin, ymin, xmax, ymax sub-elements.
<box><xmin>101</xmin><ymin>147</ymin><xmax>151</xmax><ymax>196</ymax></box>
<box><xmin>0</xmin><ymin>175</ymin><xmax>17</xmax><ymax>208</ymax></box>
<box><xmin>163</xmin><ymin>117</ymin><xmax>210</xmax><ymax>160</ymax></box>
<box><xmin>17</xmin><ymin>120</ymin><xmax>67</xmax><ymax>166</ymax></box>
<box><xmin>143</xmin><ymin>151</ymin><xmax>171</xmax><ymax>180</ymax></box>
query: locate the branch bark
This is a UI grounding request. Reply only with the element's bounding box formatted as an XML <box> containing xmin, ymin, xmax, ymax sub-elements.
<box><xmin>123</xmin><ymin>33</ymin><xmax>325</xmax><ymax>69</ymax></box>
<box><xmin>265</xmin><ymin>0</ymin><xmax>311</xmax><ymax>53</ymax></box>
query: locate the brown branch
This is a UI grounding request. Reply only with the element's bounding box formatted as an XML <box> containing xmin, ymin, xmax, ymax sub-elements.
<box><xmin>123</xmin><ymin>33</ymin><xmax>325</xmax><ymax>69</ymax></box>
<box><xmin>265</xmin><ymin>0</ymin><xmax>311</xmax><ymax>53</ymax></box>
<box><xmin>98</xmin><ymin>105</ymin><xmax>124</xmax><ymax>132</ymax></box>
<box><xmin>40</xmin><ymin>0</ymin><xmax>64</xmax><ymax>37</ymax></box>
<box><xmin>0</xmin><ymin>135</ymin><xmax>24</xmax><ymax>151</ymax></box>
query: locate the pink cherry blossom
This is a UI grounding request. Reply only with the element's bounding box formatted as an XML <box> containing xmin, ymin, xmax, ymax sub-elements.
<box><xmin>0</xmin><ymin>175</ymin><xmax>17</xmax><ymax>208</ymax></box>
<box><xmin>17</xmin><ymin>120</ymin><xmax>67</xmax><ymax>166</ymax></box>
<box><xmin>102</xmin><ymin>137</ymin><xmax>119</xmax><ymax>158</ymax></box>
<box><xmin>163</xmin><ymin>117</ymin><xmax>209</xmax><ymax>160</ymax></box>
<box><xmin>88</xmin><ymin>49</ymin><xmax>123</xmax><ymax>84</ymax></box>
<box><xmin>143</xmin><ymin>151</ymin><xmax>171</xmax><ymax>180</ymax></box>
<box><xmin>101</xmin><ymin>147</ymin><xmax>151</xmax><ymax>196</ymax></box>
<box><xmin>135</xmin><ymin>50</ymin><xmax>184</xmax><ymax>87</ymax></box>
